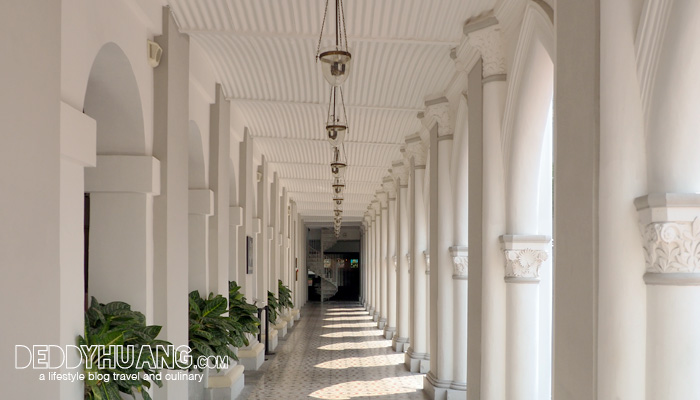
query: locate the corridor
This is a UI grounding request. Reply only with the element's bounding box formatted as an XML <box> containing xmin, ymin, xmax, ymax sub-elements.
<box><xmin>241</xmin><ymin>303</ymin><xmax>428</xmax><ymax>400</ymax></box>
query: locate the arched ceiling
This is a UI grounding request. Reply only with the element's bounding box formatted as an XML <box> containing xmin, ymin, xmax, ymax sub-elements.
<box><xmin>168</xmin><ymin>0</ymin><xmax>497</xmax><ymax>222</ymax></box>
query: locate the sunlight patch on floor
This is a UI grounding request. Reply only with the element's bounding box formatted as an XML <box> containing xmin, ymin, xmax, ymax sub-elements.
<box><xmin>324</xmin><ymin>311</ymin><xmax>371</xmax><ymax>316</ymax></box>
<box><xmin>320</xmin><ymin>330</ymin><xmax>384</xmax><ymax>338</ymax></box>
<box><xmin>314</xmin><ymin>353</ymin><xmax>406</xmax><ymax>370</ymax></box>
<box><xmin>323</xmin><ymin>322</ymin><xmax>379</xmax><ymax>329</ymax></box>
<box><xmin>323</xmin><ymin>316</ymin><xmax>373</xmax><ymax>321</ymax></box>
<box><xmin>308</xmin><ymin>375</ymin><xmax>424</xmax><ymax>399</ymax></box>
<box><xmin>317</xmin><ymin>340</ymin><xmax>391</xmax><ymax>351</ymax></box>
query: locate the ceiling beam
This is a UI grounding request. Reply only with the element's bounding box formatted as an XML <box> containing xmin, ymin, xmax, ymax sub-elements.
<box><xmin>227</xmin><ymin>97</ymin><xmax>423</xmax><ymax>113</ymax></box>
<box><xmin>269</xmin><ymin>161</ymin><xmax>391</xmax><ymax>169</ymax></box>
<box><xmin>182</xmin><ymin>28</ymin><xmax>460</xmax><ymax>48</ymax></box>
<box><xmin>254</xmin><ymin>136</ymin><xmax>403</xmax><ymax>147</ymax></box>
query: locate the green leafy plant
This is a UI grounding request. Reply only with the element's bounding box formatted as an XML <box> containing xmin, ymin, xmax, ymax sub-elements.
<box><xmin>79</xmin><ymin>297</ymin><xmax>176</xmax><ymax>400</ymax></box>
<box><xmin>278</xmin><ymin>279</ymin><xmax>294</xmax><ymax>310</ymax></box>
<box><xmin>267</xmin><ymin>291</ymin><xmax>280</xmax><ymax>324</ymax></box>
<box><xmin>229</xmin><ymin>281</ymin><xmax>260</xmax><ymax>337</ymax></box>
<box><xmin>188</xmin><ymin>291</ymin><xmax>245</xmax><ymax>371</ymax></box>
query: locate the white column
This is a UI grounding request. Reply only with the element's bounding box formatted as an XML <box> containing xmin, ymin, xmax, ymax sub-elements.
<box><xmin>374</xmin><ymin>201</ymin><xmax>382</xmax><ymax>321</ymax></box>
<box><xmin>188</xmin><ymin>189</ymin><xmax>214</xmax><ymax>293</ymax></box>
<box><xmin>424</xmin><ymin>99</ymin><xmax>456</xmax><ymax>398</ymax></box>
<box><xmin>467</xmin><ymin>21</ymin><xmax>508</xmax><ymax>399</ymax></box>
<box><xmin>393</xmin><ymin>159</ymin><xmax>411</xmax><ymax>352</ymax></box>
<box><xmin>378</xmin><ymin>191</ymin><xmax>389</xmax><ymax>329</ymax></box>
<box><xmin>367</xmin><ymin>214</ymin><xmax>375</xmax><ymax>317</ymax></box>
<box><xmin>229</xmin><ymin>206</ymin><xmax>243</xmax><ymax>287</ymax></box>
<box><xmin>500</xmin><ymin>235</ymin><xmax>550</xmax><ymax>400</ymax></box>
<box><xmin>451</xmin><ymin>93</ymin><xmax>470</xmax><ymax>393</ymax></box>
<box><xmin>152</xmin><ymin>13</ymin><xmax>191</xmax><ymax>398</ymax></box>
<box><xmin>256</xmin><ymin>159</ymin><xmax>270</xmax><ymax>306</ymax></box>
<box><xmin>208</xmin><ymin>85</ymin><xmax>231</xmax><ymax>298</ymax></box>
<box><xmin>59</xmin><ymin>102</ymin><xmax>96</xmax><ymax>400</ymax></box>
<box><xmin>636</xmin><ymin>200</ymin><xmax>700</xmax><ymax>400</ymax></box>
<box><xmin>405</xmin><ymin>134</ymin><xmax>430</xmax><ymax>373</ymax></box>
<box><xmin>384</xmin><ymin>178</ymin><xmax>398</xmax><ymax>339</ymax></box>
<box><xmin>270</xmin><ymin>173</ymin><xmax>280</xmax><ymax>297</ymax></box>
<box><xmin>85</xmin><ymin>155</ymin><xmax>159</xmax><ymax>321</ymax></box>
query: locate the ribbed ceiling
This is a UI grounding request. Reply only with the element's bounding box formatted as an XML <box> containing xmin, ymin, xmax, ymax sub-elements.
<box><xmin>168</xmin><ymin>0</ymin><xmax>497</xmax><ymax>220</ymax></box>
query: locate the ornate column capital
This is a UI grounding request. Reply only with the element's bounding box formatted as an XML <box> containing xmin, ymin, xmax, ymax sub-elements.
<box><xmin>376</xmin><ymin>190</ymin><xmax>388</xmax><ymax>208</ymax></box>
<box><xmin>383</xmin><ymin>177</ymin><xmax>397</xmax><ymax>199</ymax></box>
<box><xmin>392</xmin><ymin>255</ymin><xmax>397</xmax><ymax>271</ymax></box>
<box><xmin>450</xmin><ymin>246</ymin><xmax>468</xmax><ymax>279</ymax></box>
<box><xmin>500</xmin><ymin>235</ymin><xmax>550</xmax><ymax>282</ymax></box>
<box><xmin>635</xmin><ymin>193</ymin><xmax>700</xmax><ymax>285</ymax></box>
<box><xmin>392</xmin><ymin>159</ymin><xmax>409</xmax><ymax>187</ymax></box>
<box><xmin>424</xmin><ymin>251</ymin><xmax>430</xmax><ymax>274</ymax></box>
<box><xmin>424</xmin><ymin>97</ymin><xmax>454</xmax><ymax>138</ymax></box>
<box><xmin>465</xmin><ymin>18</ymin><xmax>506</xmax><ymax>78</ymax></box>
<box><xmin>405</xmin><ymin>133</ymin><xmax>428</xmax><ymax>168</ymax></box>
<box><xmin>407</xmin><ymin>253</ymin><xmax>412</xmax><ymax>273</ymax></box>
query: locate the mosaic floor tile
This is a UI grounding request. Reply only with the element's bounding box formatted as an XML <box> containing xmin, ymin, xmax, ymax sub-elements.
<box><xmin>240</xmin><ymin>301</ymin><xmax>428</xmax><ymax>400</ymax></box>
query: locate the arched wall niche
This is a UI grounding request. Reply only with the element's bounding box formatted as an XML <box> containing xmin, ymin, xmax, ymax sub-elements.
<box><xmin>84</xmin><ymin>42</ymin><xmax>146</xmax><ymax>156</ymax></box>
<box><xmin>83</xmin><ymin>42</ymin><xmax>154</xmax><ymax>318</ymax></box>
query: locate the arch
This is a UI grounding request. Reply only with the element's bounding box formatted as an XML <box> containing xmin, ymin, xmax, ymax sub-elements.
<box><xmin>188</xmin><ymin>121</ymin><xmax>207</xmax><ymax>189</ymax></box>
<box><xmin>84</xmin><ymin>43</ymin><xmax>146</xmax><ymax>155</ymax></box>
<box><xmin>502</xmin><ymin>3</ymin><xmax>554</xmax><ymax>233</ymax></box>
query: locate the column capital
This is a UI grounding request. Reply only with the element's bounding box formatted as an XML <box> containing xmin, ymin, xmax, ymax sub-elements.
<box><xmin>391</xmin><ymin>159</ymin><xmax>409</xmax><ymax>187</ymax></box>
<box><xmin>405</xmin><ymin>133</ymin><xmax>428</xmax><ymax>167</ymax></box>
<box><xmin>383</xmin><ymin>177</ymin><xmax>397</xmax><ymax>199</ymax></box>
<box><xmin>424</xmin><ymin>251</ymin><xmax>430</xmax><ymax>274</ymax></box>
<box><xmin>392</xmin><ymin>255</ymin><xmax>397</xmax><ymax>271</ymax></box>
<box><xmin>424</xmin><ymin>97</ymin><xmax>454</xmax><ymax>138</ymax></box>
<box><xmin>636</xmin><ymin>193</ymin><xmax>700</xmax><ymax>284</ymax></box>
<box><xmin>450</xmin><ymin>246</ymin><xmax>468</xmax><ymax>279</ymax></box>
<box><xmin>376</xmin><ymin>190</ymin><xmax>388</xmax><ymax>206</ymax></box>
<box><xmin>499</xmin><ymin>235</ymin><xmax>550</xmax><ymax>282</ymax></box>
<box><xmin>407</xmin><ymin>253</ymin><xmax>412</xmax><ymax>273</ymax></box>
<box><xmin>466</xmin><ymin>18</ymin><xmax>506</xmax><ymax>78</ymax></box>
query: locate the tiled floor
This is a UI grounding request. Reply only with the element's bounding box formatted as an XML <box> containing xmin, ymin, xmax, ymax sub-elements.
<box><xmin>240</xmin><ymin>302</ymin><xmax>428</xmax><ymax>400</ymax></box>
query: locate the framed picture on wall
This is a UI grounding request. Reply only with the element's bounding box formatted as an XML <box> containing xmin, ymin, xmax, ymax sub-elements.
<box><xmin>246</xmin><ymin>236</ymin><xmax>254</xmax><ymax>274</ymax></box>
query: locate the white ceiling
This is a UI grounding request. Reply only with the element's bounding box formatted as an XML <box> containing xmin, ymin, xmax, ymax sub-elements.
<box><xmin>168</xmin><ymin>0</ymin><xmax>497</xmax><ymax>220</ymax></box>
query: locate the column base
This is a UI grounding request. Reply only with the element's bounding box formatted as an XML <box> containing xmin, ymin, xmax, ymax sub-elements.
<box><xmin>372</xmin><ymin>311</ymin><xmax>380</xmax><ymax>321</ymax></box>
<box><xmin>377</xmin><ymin>317</ymin><xmax>387</xmax><ymax>329</ymax></box>
<box><xmin>404</xmin><ymin>347</ymin><xmax>430</xmax><ymax>373</ymax></box>
<box><xmin>207</xmin><ymin>364</ymin><xmax>245</xmax><ymax>400</ymax></box>
<box><xmin>262</xmin><ymin>328</ymin><xmax>279</xmax><ymax>352</ymax></box>
<box><xmin>273</xmin><ymin>321</ymin><xmax>288</xmax><ymax>338</ymax></box>
<box><xmin>238</xmin><ymin>342</ymin><xmax>265</xmax><ymax>371</ymax></box>
<box><xmin>424</xmin><ymin>372</ymin><xmax>456</xmax><ymax>400</ymax></box>
<box><xmin>283</xmin><ymin>312</ymin><xmax>294</xmax><ymax>329</ymax></box>
<box><xmin>392</xmin><ymin>336</ymin><xmax>409</xmax><ymax>352</ymax></box>
<box><xmin>383</xmin><ymin>326</ymin><xmax>396</xmax><ymax>340</ymax></box>
<box><xmin>292</xmin><ymin>308</ymin><xmax>300</xmax><ymax>321</ymax></box>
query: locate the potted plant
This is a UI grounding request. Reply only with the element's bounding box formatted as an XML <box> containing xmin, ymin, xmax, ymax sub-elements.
<box><xmin>278</xmin><ymin>279</ymin><xmax>294</xmax><ymax>311</ymax></box>
<box><xmin>228</xmin><ymin>281</ymin><xmax>260</xmax><ymax>338</ymax></box>
<box><xmin>79</xmin><ymin>297</ymin><xmax>176</xmax><ymax>400</ymax></box>
<box><xmin>266</xmin><ymin>291</ymin><xmax>280</xmax><ymax>325</ymax></box>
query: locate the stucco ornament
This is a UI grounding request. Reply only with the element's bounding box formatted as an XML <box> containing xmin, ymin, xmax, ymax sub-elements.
<box><xmin>453</xmin><ymin>256</ymin><xmax>468</xmax><ymax>278</ymax></box>
<box><xmin>504</xmin><ymin>248</ymin><xmax>548</xmax><ymax>278</ymax></box>
<box><xmin>405</xmin><ymin>136</ymin><xmax>428</xmax><ymax>167</ymax></box>
<box><xmin>467</xmin><ymin>24</ymin><xmax>506</xmax><ymax>77</ymax></box>
<box><xmin>641</xmin><ymin>218</ymin><xmax>700</xmax><ymax>273</ymax></box>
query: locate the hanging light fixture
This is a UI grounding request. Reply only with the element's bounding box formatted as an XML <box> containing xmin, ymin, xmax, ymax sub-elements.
<box><xmin>316</xmin><ymin>0</ymin><xmax>352</xmax><ymax>86</ymax></box>
<box><xmin>331</xmin><ymin>146</ymin><xmax>347</xmax><ymax>179</ymax></box>
<box><xmin>333</xmin><ymin>193</ymin><xmax>344</xmax><ymax>207</ymax></box>
<box><xmin>326</xmin><ymin>86</ymin><xmax>347</xmax><ymax>146</ymax></box>
<box><xmin>332</xmin><ymin>177</ymin><xmax>345</xmax><ymax>195</ymax></box>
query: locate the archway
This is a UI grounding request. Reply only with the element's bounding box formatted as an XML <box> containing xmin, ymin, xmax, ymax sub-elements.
<box><xmin>83</xmin><ymin>43</ymin><xmax>155</xmax><ymax>320</ymax></box>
